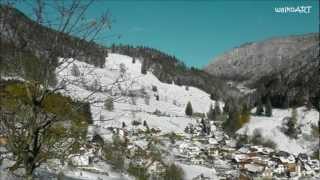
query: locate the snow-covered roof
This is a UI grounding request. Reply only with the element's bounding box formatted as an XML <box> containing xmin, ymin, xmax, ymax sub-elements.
<box><xmin>244</xmin><ymin>163</ymin><xmax>265</xmax><ymax>173</ymax></box>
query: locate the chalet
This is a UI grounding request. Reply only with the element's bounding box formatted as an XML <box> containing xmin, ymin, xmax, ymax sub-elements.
<box><xmin>274</xmin><ymin>164</ymin><xmax>286</xmax><ymax>175</ymax></box>
<box><xmin>187</xmin><ymin>145</ymin><xmax>201</xmax><ymax>157</ymax></box>
<box><xmin>301</xmin><ymin>163</ymin><xmax>315</xmax><ymax>176</ymax></box>
<box><xmin>233</xmin><ymin>154</ymin><xmax>250</xmax><ymax>164</ymax></box>
<box><xmin>279</xmin><ymin>154</ymin><xmax>295</xmax><ymax>164</ymax></box>
<box><xmin>208</xmin><ymin>138</ymin><xmax>218</xmax><ymax>145</ymax></box>
<box><xmin>309</xmin><ymin>160</ymin><xmax>320</xmax><ymax>172</ymax></box>
<box><xmin>243</xmin><ymin>163</ymin><xmax>264</xmax><ymax>173</ymax></box>
<box><xmin>238</xmin><ymin>146</ymin><xmax>251</xmax><ymax>154</ymax></box>
<box><xmin>208</xmin><ymin>147</ymin><xmax>220</xmax><ymax>157</ymax></box>
<box><xmin>225</xmin><ymin>139</ymin><xmax>237</xmax><ymax>148</ymax></box>
<box><xmin>288</xmin><ymin>160</ymin><xmax>302</xmax><ymax>177</ymax></box>
<box><xmin>190</xmin><ymin>157</ymin><xmax>204</xmax><ymax>165</ymax></box>
<box><xmin>192</xmin><ymin>173</ymin><xmax>210</xmax><ymax>180</ymax></box>
<box><xmin>261</xmin><ymin>147</ymin><xmax>274</xmax><ymax>155</ymax></box>
<box><xmin>261</xmin><ymin>166</ymin><xmax>273</xmax><ymax>178</ymax></box>
<box><xmin>69</xmin><ymin>148</ymin><xmax>95</xmax><ymax>167</ymax></box>
<box><xmin>297</xmin><ymin>153</ymin><xmax>309</xmax><ymax>163</ymax></box>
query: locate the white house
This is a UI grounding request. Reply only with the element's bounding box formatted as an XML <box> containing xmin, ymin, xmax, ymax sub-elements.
<box><xmin>208</xmin><ymin>138</ymin><xmax>218</xmax><ymax>145</ymax></box>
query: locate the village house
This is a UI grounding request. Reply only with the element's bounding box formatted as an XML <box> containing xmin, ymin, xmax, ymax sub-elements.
<box><xmin>261</xmin><ymin>166</ymin><xmax>273</xmax><ymax>178</ymax></box>
<box><xmin>179</xmin><ymin>142</ymin><xmax>201</xmax><ymax>158</ymax></box>
<box><xmin>190</xmin><ymin>156</ymin><xmax>205</xmax><ymax>165</ymax></box>
<box><xmin>207</xmin><ymin>147</ymin><xmax>220</xmax><ymax>157</ymax></box>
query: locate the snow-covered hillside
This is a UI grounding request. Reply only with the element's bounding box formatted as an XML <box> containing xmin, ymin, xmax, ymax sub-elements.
<box><xmin>237</xmin><ymin>107</ymin><xmax>319</xmax><ymax>155</ymax></box>
<box><xmin>56</xmin><ymin>53</ymin><xmax>218</xmax><ymax>139</ymax></box>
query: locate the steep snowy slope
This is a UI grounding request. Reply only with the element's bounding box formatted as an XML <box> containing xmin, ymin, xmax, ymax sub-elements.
<box><xmin>237</xmin><ymin>107</ymin><xmax>319</xmax><ymax>155</ymax></box>
<box><xmin>56</xmin><ymin>53</ymin><xmax>219</xmax><ymax>139</ymax></box>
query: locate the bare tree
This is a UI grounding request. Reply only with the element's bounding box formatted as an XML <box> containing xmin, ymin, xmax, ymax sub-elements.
<box><xmin>0</xmin><ymin>0</ymin><xmax>115</xmax><ymax>179</ymax></box>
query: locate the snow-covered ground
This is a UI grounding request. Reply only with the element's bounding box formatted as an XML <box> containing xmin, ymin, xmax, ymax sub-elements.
<box><xmin>56</xmin><ymin>54</ymin><xmax>218</xmax><ymax>138</ymax></box>
<box><xmin>237</xmin><ymin>107</ymin><xmax>319</xmax><ymax>155</ymax></box>
<box><xmin>2</xmin><ymin>53</ymin><xmax>317</xmax><ymax>179</ymax></box>
<box><xmin>54</xmin><ymin>53</ymin><xmax>219</xmax><ymax>179</ymax></box>
<box><xmin>178</xmin><ymin>163</ymin><xmax>218</xmax><ymax>179</ymax></box>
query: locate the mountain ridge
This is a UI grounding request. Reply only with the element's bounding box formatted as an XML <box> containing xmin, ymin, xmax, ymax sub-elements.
<box><xmin>204</xmin><ymin>33</ymin><xmax>320</xmax><ymax>108</ymax></box>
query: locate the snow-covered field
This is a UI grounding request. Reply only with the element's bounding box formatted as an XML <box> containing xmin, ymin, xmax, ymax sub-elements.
<box><xmin>56</xmin><ymin>54</ymin><xmax>217</xmax><ymax>138</ymax></box>
<box><xmin>237</xmin><ymin>107</ymin><xmax>319</xmax><ymax>155</ymax></box>
<box><xmin>178</xmin><ymin>163</ymin><xmax>218</xmax><ymax>179</ymax></box>
<box><xmin>54</xmin><ymin>53</ymin><xmax>219</xmax><ymax>179</ymax></box>
<box><xmin>2</xmin><ymin>53</ymin><xmax>317</xmax><ymax>179</ymax></box>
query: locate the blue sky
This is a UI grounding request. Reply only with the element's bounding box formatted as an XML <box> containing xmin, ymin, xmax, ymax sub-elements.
<box><xmin>14</xmin><ymin>0</ymin><xmax>319</xmax><ymax>68</ymax></box>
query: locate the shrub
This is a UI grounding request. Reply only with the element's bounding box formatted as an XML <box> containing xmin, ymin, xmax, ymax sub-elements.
<box><xmin>152</xmin><ymin>85</ymin><xmax>158</xmax><ymax>92</ymax></box>
<box><xmin>222</xmin><ymin>109</ymin><xmax>241</xmax><ymax>134</ymax></box>
<box><xmin>262</xmin><ymin>139</ymin><xmax>277</xmax><ymax>149</ymax></box>
<box><xmin>192</xmin><ymin>112</ymin><xmax>205</xmax><ymax>118</ymax></box>
<box><xmin>119</xmin><ymin>63</ymin><xmax>126</xmax><ymax>75</ymax></box>
<box><xmin>132</xmin><ymin>120</ymin><xmax>141</xmax><ymax>126</ymax></box>
<box><xmin>153</xmin><ymin>109</ymin><xmax>162</xmax><ymax>116</ymax></box>
<box><xmin>103</xmin><ymin>138</ymin><xmax>126</xmax><ymax>172</ymax></box>
<box><xmin>127</xmin><ymin>163</ymin><xmax>149</xmax><ymax>180</ymax></box>
<box><xmin>168</xmin><ymin>132</ymin><xmax>177</xmax><ymax>144</ymax></box>
<box><xmin>162</xmin><ymin>163</ymin><xmax>184</xmax><ymax>180</ymax></box>
<box><xmin>104</xmin><ymin>97</ymin><xmax>114</xmax><ymax>111</ymax></box>
<box><xmin>282</xmin><ymin>108</ymin><xmax>299</xmax><ymax>138</ymax></box>
<box><xmin>237</xmin><ymin>104</ymin><xmax>250</xmax><ymax>129</ymax></box>
<box><xmin>251</xmin><ymin>129</ymin><xmax>263</xmax><ymax>145</ymax></box>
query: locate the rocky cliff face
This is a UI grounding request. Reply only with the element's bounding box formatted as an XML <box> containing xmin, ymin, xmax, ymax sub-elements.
<box><xmin>205</xmin><ymin>33</ymin><xmax>320</xmax><ymax>108</ymax></box>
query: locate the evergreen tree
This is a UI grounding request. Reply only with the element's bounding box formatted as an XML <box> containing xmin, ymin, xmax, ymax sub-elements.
<box><xmin>210</xmin><ymin>93</ymin><xmax>215</xmax><ymax>100</ymax></box>
<box><xmin>214</xmin><ymin>101</ymin><xmax>221</xmax><ymax>116</ymax></box>
<box><xmin>132</xmin><ymin>56</ymin><xmax>136</xmax><ymax>64</ymax></box>
<box><xmin>223</xmin><ymin>100</ymin><xmax>230</xmax><ymax>114</ymax></box>
<box><xmin>71</xmin><ymin>63</ymin><xmax>80</xmax><ymax>77</ymax></box>
<box><xmin>185</xmin><ymin>101</ymin><xmax>193</xmax><ymax>116</ymax></box>
<box><xmin>163</xmin><ymin>164</ymin><xmax>184</xmax><ymax>180</ymax></box>
<box><xmin>141</xmin><ymin>61</ymin><xmax>147</xmax><ymax>74</ymax></box>
<box><xmin>255</xmin><ymin>99</ymin><xmax>264</xmax><ymax>116</ymax></box>
<box><xmin>207</xmin><ymin>104</ymin><xmax>215</xmax><ymax>120</ymax></box>
<box><xmin>143</xmin><ymin>120</ymin><xmax>148</xmax><ymax>127</ymax></box>
<box><xmin>111</xmin><ymin>43</ymin><xmax>116</xmax><ymax>53</ymax></box>
<box><xmin>104</xmin><ymin>97</ymin><xmax>114</xmax><ymax>111</ymax></box>
<box><xmin>184</xmin><ymin>126</ymin><xmax>189</xmax><ymax>133</ymax></box>
<box><xmin>286</xmin><ymin>108</ymin><xmax>298</xmax><ymax>138</ymax></box>
<box><xmin>265</xmin><ymin>97</ymin><xmax>273</xmax><ymax>117</ymax></box>
<box><xmin>223</xmin><ymin>108</ymin><xmax>240</xmax><ymax>134</ymax></box>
